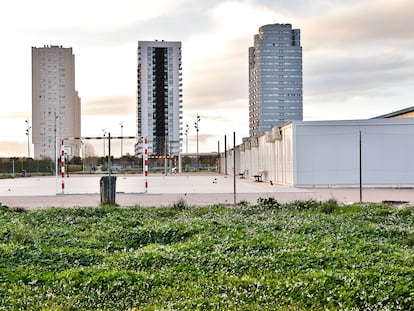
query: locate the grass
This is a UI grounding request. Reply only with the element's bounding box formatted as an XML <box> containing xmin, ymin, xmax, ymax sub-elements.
<box><xmin>0</xmin><ymin>200</ymin><xmax>413</xmax><ymax>310</ymax></box>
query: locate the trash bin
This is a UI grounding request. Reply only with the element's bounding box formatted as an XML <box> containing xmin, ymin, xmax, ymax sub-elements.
<box><xmin>100</xmin><ymin>176</ymin><xmax>117</xmax><ymax>205</ymax></box>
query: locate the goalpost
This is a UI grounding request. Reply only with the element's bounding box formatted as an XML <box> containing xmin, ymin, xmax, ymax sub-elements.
<box><xmin>55</xmin><ymin>135</ymin><xmax>148</xmax><ymax>195</ymax></box>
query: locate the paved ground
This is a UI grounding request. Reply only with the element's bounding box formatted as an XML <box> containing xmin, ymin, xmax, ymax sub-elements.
<box><xmin>1</xmin><ymin>173</ymin><xmax>414</xmax><ymax>209</ymax></box>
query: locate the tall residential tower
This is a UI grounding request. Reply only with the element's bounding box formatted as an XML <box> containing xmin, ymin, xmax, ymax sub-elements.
<box><xmin>32</xmin><ymin>45</ymin><xmax>81</xmax><ymax>160</ymax></box>
<box><xmin>136</xmin><ymin>40</ymin><xmax>182</xmax><ymax>155</ymax></box>
<box><xmin>249</xmin><ymin>24</ymin><xmax>302</xmax><ymax>137</ymax></box>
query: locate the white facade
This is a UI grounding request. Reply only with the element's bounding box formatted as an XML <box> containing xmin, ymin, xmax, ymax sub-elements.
<box><xmin>223</xmin><ymin>119</ymin><xmax>414</xmax><ymax>186</ymax></box>
<box><xmin>136</xmin><ymin>40</ymin><xmax>182</xmax><ymax>156</ymax></box>
<box><xmin>249</xmin><ymin>24</ymin><xmax>303</xmax><ymax>137</ymax></box>
<box><xmin>32</xmin><ymin>45</ymin><xmax>81</xmax><ymax>160</ymax></box>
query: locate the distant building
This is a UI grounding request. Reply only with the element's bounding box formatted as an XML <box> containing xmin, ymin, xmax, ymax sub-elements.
<box><xmin>135</xmin><ymin>40</ymin><xmax>183</xmax><ymax>156</ymax></box>
<box><xmin>373</xmin><ymin>106</ymin><xmax>414</xmax><ymax>119</ymax></box>
<box><xmin>32</xmin><ymin>45</ymin><xmax>81</xmax><ymax>160</ymax></box>
<box><xmin>249</xmin><ymin>24</ymin><xmax>303</xmax><ymax>137</ymax></box>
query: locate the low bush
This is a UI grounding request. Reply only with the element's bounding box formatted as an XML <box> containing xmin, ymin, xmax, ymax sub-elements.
<box><xmin>257</xmin><ymin>197</ymin><xmax>280</xmax><ymax>209</ymax></box>
<box><xmin>285</xmin><ymin>199</ymin><xmax>321</xmax><ymax>210</ymax></box>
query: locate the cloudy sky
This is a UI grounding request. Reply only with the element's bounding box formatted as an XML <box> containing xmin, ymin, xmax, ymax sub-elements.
<box><xmin>1</xmin><ymin>0</ymin><xmax>413</xmax><ymax>157</ymax></box>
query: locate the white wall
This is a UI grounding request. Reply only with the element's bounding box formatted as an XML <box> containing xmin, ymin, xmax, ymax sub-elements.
<box><xmin>294</xmin><ymin>119</ymin><xmax>414</xmax><ymax>186</ymax></box>
<box><xmin>221</xmin><ymin>124</ymin><xmax>294</xmax><ymax>184</ymax></box>
<box><xmin>222</xmin><ymin>118</ymin><xmax>414</xmax><ymax>186</ymax></box>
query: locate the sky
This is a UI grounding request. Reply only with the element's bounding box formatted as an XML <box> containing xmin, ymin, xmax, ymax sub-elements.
<box><xmin>1</xmin><ymin>0</ymin><xmax>413</xmax><ymax>157</ymax></box>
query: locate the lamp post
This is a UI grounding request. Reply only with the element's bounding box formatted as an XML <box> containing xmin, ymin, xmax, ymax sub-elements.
<box><xmin>54</xmin><ymin>115</ymin><xmax>59</xmax><ymax>175</ymax></box>
<box><xmin>194</xmin><ymin>114</ymin><xmax>200</xmax><ymax>170</ymax></box>
<box><xmin>119</xmin><ymin>122</ymin><xmax>124</xmax><ymax>157</ymax></box>
<box><xmin>185</xmin><ymin>123</ymin><xmax>189</xmax><ymax>154</ymax></box>
<box><xmin>25</xmin><ymin>119</ymin><xmax>31</xmax><ymax>158</ymax></box>
<box><xmin>81</xmin><ymin>140</ymin><xmax>85</xmax><ymax>173</ymax></box>
<box><xmin>102</xmin><ymin>129</ymin><xmax>107</xmax><ymax>159</ymax></box>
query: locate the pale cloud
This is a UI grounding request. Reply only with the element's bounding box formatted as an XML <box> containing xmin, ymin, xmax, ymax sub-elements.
<box><xmin>305</xmin><ymin>50</ymin><xmax>414</xmax><ymax>100</ymax></box>
<box><xmin>2</xmin><ymin>0</ymin><xmax>414</xmax><ymax>157</ymax></box>
<box><xmin>183</xmin><ymin>1</ymin><xmax>285</xmax><ymax>111</ymax></box>
<box><xmin>209</xmin><ymin>1</ymin><xmax>286</xmax><ymax>39</ymax></box>
<box><xmin>185</xmin><ymin>1</ymin><xmax>285</xmax><ymax>63</ymax></box>
<box><xmin>184</xmin><ymin>48</ymin><xmax>248</xmax><ymax>110</ymax></box>
<box><xmin>0</xmin><ymin>111</ymin><xmax>31</xmax><ymax>120</ymax></box>
<box><xmin>298</xmin><ymin>0</ymin><xmax>414</xmax><ymax>114</ymax></box>
<box><xmin>0</xmin><ymin>141</ymin><xmax>26</xmax><ymax>157</ymax></box>
<box><xmin>303</xmin><ymin>0</ymin><xmax>414</xmax><ymax>49</ymax></box>
<box><xmin>1</xmin><ymin>0</ymin><xmax>194</xmax><ymax>32</ymax></box>
<box><xmin>82</xmin><ymin>95</ymin><xmax>135</xmax><ymax>116</ymax></box>
<box><xmin>76</xmin><ymin>42</ymin><xmax>137</xmax><ymax>99</ymax></box>
<box><xmin>81</xmin><ymin>96</ymin><xmax>136</xmax><ymax>140</ymax></box>
<box><xmin>183</xmin><ymin>101</ymin><xmax>249</xmax><ymax>152</ymax></box>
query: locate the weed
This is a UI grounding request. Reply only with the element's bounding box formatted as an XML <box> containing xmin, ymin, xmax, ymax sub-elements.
<box><xmin>320</xmin><ymin>199</ymin><xmax>338</xmax><ymax>214</ymax></box>
<box><xmin>172</xmin><ymin>198</ymin><xmax>189</xmax><ymax>210</ymax></box>
<box><xmin>398</xmin><ymin>206</ymin><xmax>414</xmax><ymax>217</ymax></box>
<box><xmin>405</xmin><ymin>232</ymin><xmax>414</xmax><ymax>247</ymax></box>
<box><xmin>12</xmin><ymin>207</ymin><xmax>26</xmax><ymax>213</ymax></box>
<box><xmin>237</xmin><ymin>200</ymin><xmax>250</xmax><ymax>207</ymax></box>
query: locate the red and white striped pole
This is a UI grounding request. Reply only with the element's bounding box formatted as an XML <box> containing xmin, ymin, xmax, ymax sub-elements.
<box><xmin>61</xmin><ymin>140</ymin><xmax>65</xmax><ymax>194</ymax></box>
<box><xmin>143</xmin><ymin>136</ymin><xmax>148</xmax><ymax>193</ymax></box>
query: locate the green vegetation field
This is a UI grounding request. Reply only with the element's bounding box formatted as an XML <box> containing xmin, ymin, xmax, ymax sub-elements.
<box><xmin>1</xmin><ymin>199</ymin><xmax>414</xmax><ymax>310</ymax></box>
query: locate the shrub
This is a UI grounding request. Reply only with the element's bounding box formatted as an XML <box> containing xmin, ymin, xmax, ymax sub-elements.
<box><xmin>285</xmin><ymin>199</ymin><xmax>320</xmax><ymax>210</ymax></box>
<box><xmin>67</xmin><ymin>164</ymin><xmax>83</xmax><ymax>172</ymax></box>
<box><xmin>257</xmin><ymin>197</ymin><xmax>280</xmax><ymax>209</ymax></box>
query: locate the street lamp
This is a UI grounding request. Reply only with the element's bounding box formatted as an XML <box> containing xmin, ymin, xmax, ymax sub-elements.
<box><xmin>102</xmin><ymin>129</ymin><xmax>107</xmax><ymax>159</ymax></box>
<box><xmin>194</xmin><ymin>114</ymin><xmax>200</xmax><ymax>170</ymax></box>
<box><xmin>119</xmin><ymin>122</ymin><xmax>124</xmax><ymax>157</ymax></box>
<box><xmin>185</xmin><ymin>123</ymin><xmax>189</xmax><ymax>154</ymax></box>
<box><xmin>54</xmin><ymin>115</ymin><xmax>59</xmax><ymax>175</ymax></box>
<box><xmin>25</xmin><ymin>119</ymin><xmax>31</xmax><ymax>158</ymax></box>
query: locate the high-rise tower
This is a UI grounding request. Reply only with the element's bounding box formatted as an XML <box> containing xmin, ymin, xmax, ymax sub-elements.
<box><xmin>136</xmin><ymin>40</ymin><xmax>182</xmax><ymax>155</ymax></box>
<box><xmin>249</xmin><ymin>24</ymin><xmax>302</xmax><ymax>137</ymax></box>
<box><xmin>32</xmin><ymin>45</ymin><xmax>81</xmax><ymax>160</ymax></box>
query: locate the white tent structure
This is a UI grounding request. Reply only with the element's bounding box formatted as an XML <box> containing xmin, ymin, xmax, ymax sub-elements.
<box><xmin>222</xmin><ymin>119</ymin><xmax>414</xmax><ymax>187</ymax></box>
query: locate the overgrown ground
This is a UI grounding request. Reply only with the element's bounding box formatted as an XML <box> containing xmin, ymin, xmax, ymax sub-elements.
<box><xmin>0</xmin><ymin>199</ymin><xmax>413</xmax><ymax>310</ymax></box>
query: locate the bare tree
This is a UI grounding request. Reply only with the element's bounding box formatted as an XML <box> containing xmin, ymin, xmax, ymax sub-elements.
<box><xmin>83</xmin><ymin>142</ymin><xmax>98</xmax><ymax>172</ymax></box>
